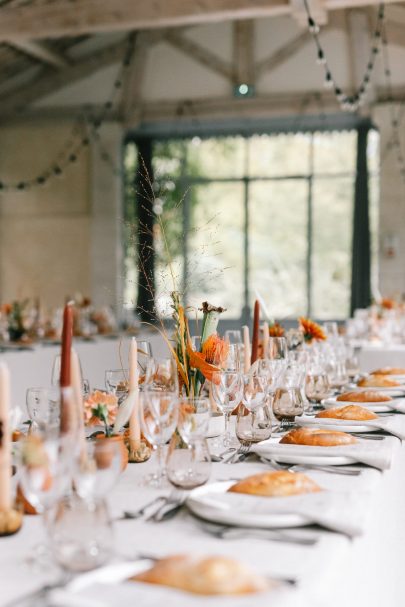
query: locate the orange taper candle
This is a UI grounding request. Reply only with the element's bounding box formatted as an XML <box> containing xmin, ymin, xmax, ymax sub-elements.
<box><xmin>250</xmin><ymin>300</ymin><xmax>260</xmax><ymax>365</ymax></box>
<box><xmin>60</xmin><ymin>303</ymin><xmax>74</xmax><ymax>434</ymax></box>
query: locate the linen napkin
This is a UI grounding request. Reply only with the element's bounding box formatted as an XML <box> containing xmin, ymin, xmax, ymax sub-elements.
<box><xmin>297</xmin><ymin>414</ymin><xmax>405</xmax><ymax>440</ymax></box>
<box><xmin>251</xmin><ymin>437</ymin><xmax>394</xmax><ymax>470</ymax></box>
<box><xmin>187</xmin><ymin>489</ymin><xmax>367</xmax><ymax>538</ymax></box>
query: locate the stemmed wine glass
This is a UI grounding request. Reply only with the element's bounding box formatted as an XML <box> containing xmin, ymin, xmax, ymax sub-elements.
<box><xmin>144</xmin><ymin>358</ymin><xmax>179</xmax><ymax>394</ymax></box>
<box><xmin>52</xmin><ymin>354</ymin><xmax>90</xmax><ymax>397</ymax></box>
<box><xmin>105</xmin><ymin>369</ymin><xmax>129</xmax><ymax>401</ymax></box>
<box><xmin>224</xmin><ymin>330</ymin><xmax>242</xmax><ymax>345</ymax></box>
<box><xmin>211</xmin><ymin>371</ymin><xmax>243</xmax><ymax>447</ymax></box>
<box><xmin>268</xmin><ymin>336</ymin><xmax>288</xmax><ymax>361</ymax></box>
<box><xmin>72</xmin><ymin>440</ymin><xmax>123</xmax><ymax>503</ymax></box>
<box><xmin>139</xmin><ymin>391</ymin><xmax>178</xmax><ymax>486</ymax></box>
<box><xmin>26</xmin><ymin>387</ymin><xmax>60</xmax><ymax>433</ymax></box>
<box><xmin>272</xmin><ymin>363</ymin><xmax>306</xmax><ymax>432</ymax></box>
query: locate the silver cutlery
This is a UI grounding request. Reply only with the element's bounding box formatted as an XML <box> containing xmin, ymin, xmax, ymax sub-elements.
<box><xmin>260</xmin><ymin>457</ymin><xmax>362</xmax><ymax>476</ymax></box>
<box><xmin>146</xmin><ymin>491</ymin><xmax>186</xmax><ymax>522</ymax></box>
<box><xmin>226</xmin><ymin>444</ymin><xmax>251</xmax><ymax>464</ymax></box>
<box><xmin>119</xmin><ymin>495</ymin><xmax>168</xmax><ymax>520</ymax></box>
<box><xmin>352</xmin><ymin>433</ymin><xmax>385</xmax><ymax>440</ymax></box>
<box><xmin>197</xmin><ymin>521</ymin><xmax>319</xmax><ymax>546</ymax></box>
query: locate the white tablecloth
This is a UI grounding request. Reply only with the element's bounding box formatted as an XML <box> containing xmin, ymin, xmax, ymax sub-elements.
<box><xmin>1</xmin><ymin>339</ymin><xmax>405</xmax><ymax>606</ymax></box>
<box><xmin>358</xmin><ymin>342</ymin><xmax>405</xmax><ymax>373</ymax></box>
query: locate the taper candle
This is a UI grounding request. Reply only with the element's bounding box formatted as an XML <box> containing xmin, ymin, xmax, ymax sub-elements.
<box><xmin>60</xmin><ymin>303</ymin><xmax>73</xmax><ymax>434</ymax></box>
<box><xmin>0</xmin><ymin>363</ymin><xmax>11</xmax><ymax>511</ymax></box>
<box><xmin>129</xmin><ymin>338</ymin><xmax>141</xmax><ymax>449</ymax></box>
<box><xmin>251</xmin><ymin>300</ymin><xmax>260</xmax><ymax>365</ymax></box>
<box><xmin>71</xmin><ymin>349</ymin><xmax>86</xmax><ymax>450</ymax></box>
<box><xmin>262</xmin><ymin>322</ymin><xmax>269</xmax><ymax>359</ymax></box>
<box><xmin>242</xmin><ymin>325</ymin><xmax>251</xmax><ymax>374</ymax></box>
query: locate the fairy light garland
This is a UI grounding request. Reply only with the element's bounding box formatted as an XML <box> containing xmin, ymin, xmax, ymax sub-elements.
<box><xmin>303</xmin><ymin>0</ymin><xmax>385</xmax><ymax>112</ymax></box>
<box><xmin>0</xmin><ymin>33</ymin><xmax>136</xmax><ymax>192</ymax></box>
<box><xmin>379</xmin><ymin>26</ymin><xmax>405</xmax><ymax>185</ymax></box>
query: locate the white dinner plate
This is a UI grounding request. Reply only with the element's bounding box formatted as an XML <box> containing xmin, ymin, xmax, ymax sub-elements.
<box><xmin>186</xmin><ymin>481</ymin><xmax>307</xmax><ymax>528</ymax></box>
<box><xmin>352</xmin><ymin>386</ymin><xmax>405</xmax><ymax>397</ymax></box>
<box><xmin>296</xmin><ymin>415</ymin><xmax>379</xmax><ymax>434</ymax></box>
<box><xmin>67</xmin><ymin>559</ymin><xmax>153</xmax><ymax>593</ymax></box>
<box><xmin>323</xmin><ymin>397</ymin><xmax>393</xmax><ymax>413</ymax></box>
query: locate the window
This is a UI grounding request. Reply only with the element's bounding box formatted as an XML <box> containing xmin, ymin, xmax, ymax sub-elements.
<box><xmin>124</xmin><ymin>129</ymin><xmax>379</xmax><ymax>321</ymax></box>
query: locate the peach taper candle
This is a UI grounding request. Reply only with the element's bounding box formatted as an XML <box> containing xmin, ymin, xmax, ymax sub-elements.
<box><xmin>262</xmin><ymin>322</ymin><xmax>269</xmax><ymax>359</ymax></box>
<box><xmin>242</xmin><ymin>325</ymin><xmax>251</xmax><ymax>373</ymax></box>
<box><xmin>251</xmin><ymin>300</ymin><xmax>260</xmax><ymax>365</ymax></box>
<box><xmin>0</xmin><ymin>363</ymin><xmax>11</xmax><ymax>512</ymax></box>
<box><xmin>71</xmin><ymin>349</ymin><xmax>86</xmax><ymax>451</ymax></box>
<box><xmin>129</xmin><ymin>338</ymin><xmax>141</xmax><ymax>450</ymax></box>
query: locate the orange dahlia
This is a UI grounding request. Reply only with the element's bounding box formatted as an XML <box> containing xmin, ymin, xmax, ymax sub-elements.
<box><xmin>269</xmin><ymin>322</ymin><xmax>285</xmax><ymax>337</ymax></box>
<box><xmin>381</xmin><ymin>298</ymin><xmax>396</xmax><ymax>310</ymax></box>
<box><xmin>202</xmin><ymin>333</ymin><xmax>230</xmax><ymax>367</ymax></box>
<box><xmin>298</xmin><ymin>317</ymin><xmax>326</xmax><ymax>343</ymax></box>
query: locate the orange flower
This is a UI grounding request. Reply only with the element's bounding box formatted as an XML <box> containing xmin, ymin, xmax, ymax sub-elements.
<box><xmin>298</xmin><ymin>317</ymin><xmax>326</xmax><ymax>343</ymax></box>
<box><xmin>381</xmin><ymin>298</ymin><xmax>396</xmax><ymax>310</ymax></box>
<box><xmin>269</xmin><ymin>322</ymin><xmax>285</xmax><ymax>337</ymax></box>
<box><xmin>84</xmin><ymin>390</ymin><xmax>118</xmax><ymax>426</ymax></box>
<box><xmin>1</xmin><ymin>303</ymin><xmax>11</xmax><ymax>315</ymax></box>
<box><xmin>202</xmin><ymin>334</ymin><xmax>230</xmax><ymax>367</ymax></box>
<box><xmin>187</xmin><ymin>344</ymin><xmax>221</xmax><ymax>383</ymax></box>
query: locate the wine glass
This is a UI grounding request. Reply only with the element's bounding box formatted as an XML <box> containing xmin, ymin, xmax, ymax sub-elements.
<box><xmin>327</xmin><ymin>356</ymin><xmax>349</xmax><ymax>390</ymax></box>
<box><xmin>323</xmin><ymin>321</ymin><xmax>339</xmax><ymax>340</ymax></box>
<box><xmin>72</xmin><ymin>440</ymin><xmax>123</xmax><ymax>503</ymax></box>
<box><xmin>177</xmin><ymin>397</ymin><xmax>211</xmax><ymax>444</ymax></box>
<box><xmin>223</xmin><ymin>343</ymin><xmax>243</xmax><ymax>372</ymax></box>
<box><xmin>52</xmin><ymin>354</ymin><xmax>90</xmax><ymax>395</ymax></box>
<box><xmin>272</xmin><ymin>364</ymin><xmax>306</xmax><ymax>431</ymax></box>
<box><xmin>144</xmin><ymin>358</ymin><xmax>179</xmax><ymax>393</ymax></box>
<box><xmin>167</xmin><ymin>433</ymin><xmax>211</xmax><ymax>490</ymax></box>
<box><xmin>211</xmin><ymin>371</ymin><xmax>243</xmax><ymax>447</ymax></box>
<box><xmin>26</xmin><ymin>387</ymin><xmax>60</xmax><ymax>433</ymax></box>
<box><xmin>19</xmin><ymin>433</ymin><xmax>75</xmax><ymax>514</ymax></box>
<box><xmin>139</xmin><ymin>391</ymin><xmax>178</xmax><ymax>486</ymax></box>
<box><xmin>268</xmin><ymin>337</ymin><xmax>288</xmax><ymax>361</ymax></box>
<box><xmin>105</xmin><ymin>369</ymin><xmax>129</xmax><ymax>401</ymax></box>
<box><xmin>136</xmin><ymin>340</ymin><xmax>153</xmax><ymax>379</ymax></box>
<box><xmin>224</xmin><ymin>330</ymin><xmax>242</xmax><ymax>345</ymax></box>
<box><xmin>241</xmin><ymin>373</ymin><xmax>267</xmax><ymax>412</ymax></box>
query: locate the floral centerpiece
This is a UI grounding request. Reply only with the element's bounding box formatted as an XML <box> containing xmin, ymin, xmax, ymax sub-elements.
<box><xmin>166</xmin><ymin>292</ymin><xmax>228</xmax><ymax>397</ymax></box>
<box><xmin>1</xmin><ymin>300</ymin><xmax>29</xmax><ymax>342</ymax></box>
<box><xmin>269</xmin><ymin>321</ymin><xmax>285</xmax><ymax>337</ymax></box>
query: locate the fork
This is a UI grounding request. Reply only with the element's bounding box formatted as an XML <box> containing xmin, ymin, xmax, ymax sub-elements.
<box><xmin>260</xmin><ymin>457</ymin><xmax>361</xmax><ymax>476</ymax></box>
<box><xmin>146</xmin><ymin>491</ymin><xmax>186</xmax><ymax>522</ymax></box>
<box><xmin>226</xmin><ymin>444</ymin><xmax>251</xmax><ymax>464</ymax></box>
<box><xmin>119</xmin><ymin>495</ymin><xmax>168</xmax><ymax>520</ymax></box>
<box><xmin>197</xmin><ymin>521</ymin><xmax>319</xmax><ymax>546</ymax></box>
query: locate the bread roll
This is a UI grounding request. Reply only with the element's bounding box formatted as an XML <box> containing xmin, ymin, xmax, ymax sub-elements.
<box><xmin>228</xmin><ymin>470</ymin><xmax>321</xmax><ymax>497</ymax></box>
<box><xmin>337</xmin><ymin>390</ymin><xmax>392</xmax><ymax>403</ymax></box>
<box><xmin>280</xmin><ymin>427</ymin><xmax>357</xmax><ymax>446</ymax></box>
<box><xmin>133</xmin><ymin>555</ymin><xmax>269</xmax><ymax>595</ymax></box>
<box><xmin>357</xmin><ymin>375</ymin><xmax>400</xmax><ymax>388</ymax></box>
<box><xmin>371</xmin><ymin>367</ymin><xmax>405</xmax><ymax>375</ymax></box>
<box><xmin>316</xmin><ymin>405</ymin><xmax>378</xmax><ymax>421</ymax></box>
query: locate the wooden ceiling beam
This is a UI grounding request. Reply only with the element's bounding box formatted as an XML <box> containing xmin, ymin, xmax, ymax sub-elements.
<box><xmin>7</xmin><ymin>40</ymin><xmax>69</xmax><ymax>68</ymax></box>
<box><xmin>0</xmin><ymin>0</ymin><xmax>403</xmax><ymax>41</ymax></box>
<box><xmin>233</xmin><ymin>20</ymin><xmax>255</xmax><ymax>86</ymax></box>
<box><xmin>0</xmin><ymin>40</ymin><xmax>128</xmax><ymax>113</ymax></box>
<box><xmin>255</xmin><ymin>30</ymin><xmax>310</xmax><ymax>79</ymax></box>
<box><xmin>121</xmin><ymin>32</ymin><xmax>150</xmax><ymax>126</ymax></box>
<box><xmin>164</xmin><ymin>30</ymin><xmax>234</xmax><ymax>81</ymax></box>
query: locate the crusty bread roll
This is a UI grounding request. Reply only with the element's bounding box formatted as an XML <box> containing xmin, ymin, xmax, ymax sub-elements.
<box><xmin>357</xmin><ymin>375</ymin><xmax>400</xmax><ymax>388</ymax></box>
<box><xmin>337</xmin><ymin>390</ymin><xmax>392</xmax><ymax>403</ymax></box>
<box><xmin>228</xmin><ymin>470</ymin><xmax>321</xmax><ymax>497</ymax></box>
<box><xmin>371</xmin><ymin>367</ymin><xmax>405</xmax><ymax>375</ymax></box>
<box><xmin>280</xmin><ymin>427</ymin><xmax>357</xmax><ymax>446</ymax></box>
<box><xmin>316</xmin><ymin>405</ymin><xmax>378</xmax><ymax>421</ymax></box>
<box><xmin>133</xmin><ymin>555</ymin><xmax>269</xmax><ymax>595</ymax></box>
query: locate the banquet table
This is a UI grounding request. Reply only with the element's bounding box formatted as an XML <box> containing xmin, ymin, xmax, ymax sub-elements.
<box><xmin>1</xmin><ymin>436</ymin><xmax>405</xmax><ymax>607</ymax></box>
<box><xmin>2</xmin><ymin>336</ymin><xmax>405</xmax><ymax>606</ymax></box>
<box><xmin>358</xmin><ymin>341</ymin><xmax>405</xmax><ymax>373</ymax></box>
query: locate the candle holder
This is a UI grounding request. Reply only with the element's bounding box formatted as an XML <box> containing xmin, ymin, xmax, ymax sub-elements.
<box><xmin>0</xmin><ymin>503</ymin><xmax>23</xmax><ymax>536</ymax></box>
<box><xmin>126</xmin><ymin>438</ymin><xmax>151</xmax><ymax>463</ymax></box>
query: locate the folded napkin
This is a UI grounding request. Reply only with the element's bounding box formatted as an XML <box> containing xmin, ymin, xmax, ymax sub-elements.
<box><xmin>187</xmin><ymin>490</ymin><xmax>367</xmax><ymax>538</ymax></box>
<box><xmin>252</xmin><ymin>437</ymin><xmax>394</xmax><ymax>470</ymax></box>
<box><xmin>297</xmin><ymin>415</ymin><xmax>405</xmax><ymax>440</ymax></box>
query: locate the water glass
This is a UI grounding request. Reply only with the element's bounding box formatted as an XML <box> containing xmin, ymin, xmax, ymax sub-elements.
<box><xmin>178</xmin><ymin>397</ymin><xmax>211</xmax><ymax>443</ymax></box>
<box><xmin>236</xmin><ymin>403</ymin><xmax>272</xmax><ymax>446</ymax></box>
<box><xmin>144</xmin><ymin>357</ymin><xmax>179</xmax><ymax>393</ymax></box>
<box><xmin>268</xmin><ymin>337</ymin><xmax>288</xmax><ymax>361</ymax></box>
<box><xmin>211</xmin><ymin>371</ymin><xmax>243</xmax><ymax>446</ymax></box>
<box><xmin>241</xmin><ymin>374</ymin><xmax>267</xmax><ymax>412</ymax></box>
<box><xmin>167</xmin><ymin>434</ymin><xmax>211</xmax><ymax>490</ymax></box>
<box><xmin>224</xmin><ymin>330</ymin><xmax>242</xmax><ymax>345</ymax></box>
<box><xmin>305</xmin><ymin>371</ymin><xmax>331</xmax><ymax>412</ymax></box>
<box><xmin>46</xmin><ymin>494</ymin><xmax>113</xmax><ymax>573</ymax></box>
<box><xmin>272</xmin><ymin>364</ymin><xmax>306</xmax><ymax>430</ymax></box>
<box><xmin>73</xmin><ymin>440</ymin><xmax>123</xmax><ymax>503</ymax></box>
<box><xmin>51</xmin><ymin>354</ymin><xmax>89</xmax><ymax>395</ymax></box>
<box><xmin>323</xmin><ymin>321</ymin><xmax>339</xmax><ymax>340</ymax></box>
<box><xmin>105</xmin><ymin>369</ymin><xmax>129</xmax><ymax>400</ymax></box>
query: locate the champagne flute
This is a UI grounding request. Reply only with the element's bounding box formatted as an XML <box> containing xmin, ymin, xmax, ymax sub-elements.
<box><xmin>211</xmin><ymin>371</ymin><xmax>243</xmax><ymax>447</ymax></box>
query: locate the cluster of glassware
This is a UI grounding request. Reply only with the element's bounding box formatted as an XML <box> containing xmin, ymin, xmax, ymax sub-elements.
<box><xmin>346</xmin><ymin>306</ymin><xmax>405</xmax><ymax>345</ymax></box>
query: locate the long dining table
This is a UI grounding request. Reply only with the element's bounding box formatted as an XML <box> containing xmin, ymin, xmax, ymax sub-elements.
<box><xmin>1</xmin><ymin>336</ymin><xmax>405</xmax><ymax>606</ymax></box>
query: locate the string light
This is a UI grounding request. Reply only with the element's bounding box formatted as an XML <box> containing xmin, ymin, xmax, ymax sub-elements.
<box><xmin>380</xmin><ymin>25</ymin><xmax>405</xmax><ymax>186</ymax></box>
<box><xmin>303</xmin><ymin>0</ymin><xmax>385</xmax><ymax>112</ymax></box>
<box><xmin>0</xmin><ymin>33</ymin><xmax>137</xmax><ymax>192</ymax></box>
